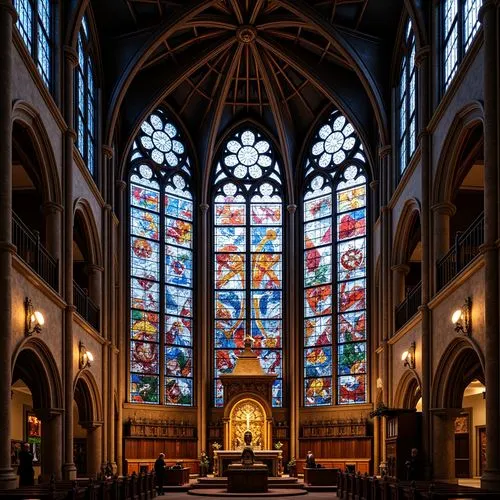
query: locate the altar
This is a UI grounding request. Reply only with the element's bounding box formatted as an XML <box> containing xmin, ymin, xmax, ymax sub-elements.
<box><xmin>213</xmin><ymin>450</ymin><xmax>282</xmax><ymax>477</ymax></box>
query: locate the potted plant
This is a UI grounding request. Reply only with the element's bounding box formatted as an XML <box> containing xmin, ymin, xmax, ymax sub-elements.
<box><xmin>287</xmin><ymin>457</ymin><xmax>297</xmax><ymax>477</ymax></box>
<box><xmin>199</xmin><ymin>451</ymin><xmax>210</xmax><ymax>477</ymax></box>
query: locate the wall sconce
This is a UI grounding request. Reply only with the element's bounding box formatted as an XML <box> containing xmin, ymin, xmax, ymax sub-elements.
<box><xmin>79</xmin><ymin>341</ymin><xmax>94</xmax><ymax>370</ymax></box>
<box><xmin>25</xmin><ymin>297</ymin><xmax>44</xmax><ymax>336</ymax></box>
<box><xmin>401</xmin><ymin>342</ymin><xmax>416</xmax><ymax>369</ymax></box>
<box><xmin>451</xmin><ymin>297</ymin><xmax>471</xmax><ymax>335</ymax></box>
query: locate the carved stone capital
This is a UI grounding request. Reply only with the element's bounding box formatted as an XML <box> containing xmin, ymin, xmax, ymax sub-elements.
<box><xmin>43</xmin><ymin>202</ymin><xmax>64</xmax><ymax>216</ymax></box>
<box><xmin>102</xmin><ymin>145</ymin><xmax>114</xmax><ymax>159</ymax></box>
<box><xmin>200</xmin><ymin>203</ymin><xmax>209</xmax><ymax>214</ymax></box>
<box><xmin>63</xmin><ymin>45</ymin><xmax>78</xmax><ymax>67</ymax></box>
<box><xmin>431</xmin><ymin>201</ymin><xmax>456</xmax><ymax>217</ymax></box>
<box><xmin>287</xmin><ymin>204</ymin><xmax>297</xmax><ymax>214</ymax></box>
<box><xmin>378</xmin><ymin>145</ymin><xmax>391</xmax><ymax>159</ymax></box>
<box><xmin>415</xmin><ymin>46</ymin><xmax>431</xmax><ymax>67</ymax></box>
<box><xmin>116</xmin><ymin>180</ymin><xmax>127</xmax><ymax>192</ymax></box>
<box><xmin>391</xmin><ymin>264</ymin><xmax>410</xmax><ymax>275</ymax></box>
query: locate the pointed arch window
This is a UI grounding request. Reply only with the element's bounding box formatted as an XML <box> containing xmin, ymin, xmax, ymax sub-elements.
<box><xmin>398</xmin><ymin>19</ymin><xmax>416</xmax><ymax>175</ymax></box>
<box><xmin>14</xmin><ymin>0</ymin><xmax>52</xmax><ymax>88</ymax></box>
<box><xmin>303</xmin><ymin>110</ymin><xmax>368</xmax><ymax>406</ymax></box>
<box><xmin>76</xmin><ymin>15</ymin><xmax>97</xmax><ymax>177</ymax></box>
<box><xmin>442</xmin><ymin>0</ymin><xmax>482</xmax><ymax>90</ymax></box>
<box><xmin>212</xmin><ymin>129</ymin><xmax>284</xmax><ymax>408</ymax></box>
<box><xmin>128</xmin><ymin>108</ymin><xmax>194</xmax><ymax>406</ymax></box>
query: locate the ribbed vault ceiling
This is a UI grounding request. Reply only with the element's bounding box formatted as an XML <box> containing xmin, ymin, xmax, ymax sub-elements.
<box><xmin>92</xmin><ymin>0</ymin><xmax>403</xmax><ymax>171</ymax></box>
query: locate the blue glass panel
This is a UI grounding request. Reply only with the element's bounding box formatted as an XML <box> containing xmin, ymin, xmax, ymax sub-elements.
<box><xmin>304</xmin><ymin>315</ymin><xmax>332</xmax><ymax>347</ymax></box>
<box><xmin>165</xmin><ymin>286</ymin><xmax>192</xmax><ymax>316</ymax></box>
<box><xmin>166</xmin><ymin>246</ymin><xmax>192</xmax><ymax>287</ymax></box>
<box><xmin>304</xmin><ymin>378</ymin><xmax>332</xmax><ymax>406</ymax></box>
<box><xmin>251</xmin><ymin>290</ymin><xmax>282</xmax><ymax>319</ymax></box>
<box><xmin>165</xmin><ymin>316</ymin><xmax>192</xmax><ymax>346</ymax></box>
<box><xmin>338</xmin><ymin>375</ymin><xmax>366</xmax><ymax>404</ymax></box>
<box><xmin>251</xmin><ymin>320</ymin><xmax>281</xmax><ymax>348</ymax></box>
<box><xmin>304</xmin><ymin>346</ymin><xmax>332</xmax><ymax>378</ymax></box>
<box><xmin>165</xmin><ymin>347</ymin><xmax>193</xmax><ymax>377</ymax></box>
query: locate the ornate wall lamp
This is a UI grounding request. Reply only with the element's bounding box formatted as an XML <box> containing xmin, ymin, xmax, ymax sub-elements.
<box><xmin>401</xmin><ymin>342</ymin><xmax>416</xmax><ymax>369</ymax></box>
<box><xmin>25</xmin><ymin>297</ymin><xmax>45</xmax><ymax>336</ymax></box>
<box><xmin>79</xmin><ymin>341</ymin><xmax>94</xmax><ymax>370</ymax></box>
<box><xmin>451</xmin><ymin>297</ymin><xmax>471</xmax><ymax>335</ymax></box>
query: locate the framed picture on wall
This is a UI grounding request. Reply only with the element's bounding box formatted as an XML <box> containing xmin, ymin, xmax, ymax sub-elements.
<box><xmin>24</xmin><ymin>407</ymin><xmax>41</xmax><ymax>466</ymax></box>
<box><xmin>10</xmin><ymin>440</ymin><xmax>22</xmax><ymax>466</ymax></box>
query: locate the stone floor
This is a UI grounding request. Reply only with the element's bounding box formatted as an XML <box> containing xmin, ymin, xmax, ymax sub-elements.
<box><xmin>157</xmin><ymin>493</ymin><xmax>335</xmax><ymax>499</ymax></box>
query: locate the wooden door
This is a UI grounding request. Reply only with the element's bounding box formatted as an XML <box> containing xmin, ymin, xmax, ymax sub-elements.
<box><xmin>454</xmin><ymin>413</ymin><xmax>470</xmax><ymax>478</ymax></box>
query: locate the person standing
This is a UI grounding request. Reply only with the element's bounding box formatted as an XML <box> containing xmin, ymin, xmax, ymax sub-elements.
<box><xmin>405</xmin><ymin>448</ymin><xmax>421</xmax><ymax>481</ymax></box>
<box><xmin>154</xmin><ymin>453</ymin><xmax>166</xmax><ymax>495</ymax></box>
<box><xmin>306</xmin><ymin>450</ymin><xmax>316</xmax><ymax>468</ymax></box>
<box><xmin>17</xmin><ymin>443</ymin><xmax>34</xmax><ymax>486</ymax></box>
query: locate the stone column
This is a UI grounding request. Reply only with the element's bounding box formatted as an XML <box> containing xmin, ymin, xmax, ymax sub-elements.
<box><xmin>391</xmin><ymin>264</ymin><xmax>410</xmax><ymax>307</ymax></box>
<box><xmin>0</xmin><ymin>0</ymin><xmax>18</xmax><ymax>490</ymax></box>
<box><xmin>197</xmin><ymin>203</ymin><xmax>209</xmax><ymax>455</ymax></box>
<box><xmin>287</xmin><ymin>204</ymin><xmax>298</xmax><ymax>460</ymax></box>
<box><xmin>480</xmin><ymin>0</ymin><xmax>500</xmax><ymax>491</ymax></box>
<box><xmin>431</xmin><ymin>409</ymin><xmax>461</xmax><ymax>482</ymax></box>
<box><xmin>431</xmin><ymin>202</ymin><xmax>456</xmax><ymax>262</ymax></box>
<box><xmin>62</xmin><ymin>45</ymin><xmax>78</xmax><ymax>480</ymax></box>
<box><xmin>36</xmin><ymin>409</ymin><xmax>63</xmax><ymax>481</ymax></box>
<box><xmin>87</xmin><ymin>264</ymin><xmax>103</xmax><ymax>312</ymax></box>
<box><xmin>115</xmin><ymin>180</ymin><xmax>127</xmax><ymax>475</ymax></box>
<box><xmin>43</xmin><ymin>202</ymin><xmax>63</xmax><ymax>262</ymax></box>
<box><xmin>83</xmin><ymin>424</ymin><xmax>103</xmax><ymax>478</ymax></box>
<box><xmin>416</xmin><ymin>44</ymin><xmax>432</xmax><ymax>480</ymax></box>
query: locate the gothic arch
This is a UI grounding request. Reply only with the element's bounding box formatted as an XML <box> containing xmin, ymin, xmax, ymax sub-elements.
<box><xmin>11</xmin><ymin>337</ymin><xmax>63</xmax><ymax>411</ymax></box>
<box><xmin>74</xmin><ymin>370</ymin><xmax>103</xmax><ymax>425</ymax></box>
<box><xmin>73</xmin><ymin>198</ymin><xmax>104</xmax><ymax>269</ymax></box>
<box><xmin>203</xmin><ymin>118</ymin><xmax>291</xmax><ymax>206</ymax></box>
<box><xmin>432</xmin><ymin>337</ymin><xmax>485</xmax><ymax>410</ymax></box>
<box><xmin>11</xmin><ymin>100</ymin><xmax>62</xmax><ymax>206</ymax></box>
<box><xmin>392</xmin><ymin>198</ymin><xmax>421</xmax><ymax>267</ymax></box>
<box><xmin>394</xmin><ymin>369</ymin><xmax>422</xmax><ymax>409</ymax></box>
<box><xmin>433</xmin><ymin>102</ymin><xmax>484</xmax><ymax>206</ymax></box>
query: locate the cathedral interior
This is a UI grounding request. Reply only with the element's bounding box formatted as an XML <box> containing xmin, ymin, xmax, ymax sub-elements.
<box><xmin>1</xmin><ymin>0</ymin><xmax>500</xmax><ymax>497</ymax></box>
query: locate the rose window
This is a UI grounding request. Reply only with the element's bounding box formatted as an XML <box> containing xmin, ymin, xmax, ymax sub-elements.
<box><xmin>138</xmin><ymin>112</ymin><xmax>185</xmax><ymax>167</ymax></box>
<box><xmin>223</xmin><ymin>130</ymin><xmax>273</xmax><ymax>179</ymax></box>
<box><xmin>311</xmin><ymin>113</ymin><xmax>357</xmax><ymax>168</ymax></box>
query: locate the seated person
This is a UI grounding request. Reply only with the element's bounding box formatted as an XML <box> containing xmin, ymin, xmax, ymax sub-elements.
<box><xmin>305</xmin><ymin>450</ymin><xmax>316</xmax><ymax>468</ymax></box>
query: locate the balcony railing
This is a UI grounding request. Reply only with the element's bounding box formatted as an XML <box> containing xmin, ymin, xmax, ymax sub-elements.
<box><xmin>395</xmin><ymin>281</ymin><xmax>422</xmax><ymax>331</ymax></box>
<box><xmin>73</xmin><ymin>280</ymin><xmax>100</xmax><ymax>331</ymax></box>
<box><xmin>12</xmin><ymin>211</ymin><xmax>59</xmax><ymax>291</ymax></box>
<box><xmin>436</xmin><ymin>212</ymin><xmax>484</xmax><ymax>291</ymax></box>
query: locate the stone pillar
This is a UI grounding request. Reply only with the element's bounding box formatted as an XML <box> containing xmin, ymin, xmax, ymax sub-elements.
<box><xmin>0</xmin><ymin>0</ymin><xmax>18</xmax><ymax>490</ymax></box>
<box><xmin>87</xmin><ymin>264</ymin><xmax>103</xmax><ymax>310</ymax></box>
<box><xmin>198</xmin><ymin>203</ymin><xmax>209</xmax><ymax>455</ymax></box>
<box><xmin>416</xmin><ymin>44</ymin><xmax>432</xmax><ymax>480</ymax></box>
<box><xmin>480</xmin><ymin>0</ymin><xmax>500</xmax><ymax>491</ymax></box>
<box><xmin>62</xmin><ymin>45</ymin><xmax>78</xmax><ymax>480</ymax></box>
<box><xmin>43</xmin><ymin>202</ymin><xmax>63</xmax><ymax>262</ymax></box>
<box><xmin>431</xmin><ymin>409</ymin><xmax>460</xmax><ymax>482</ymax></box>
<box><xmin>287</xmin><ymin>204</ymin><xmax>298</xmax><ymax>460</ymax></box>
<box><xmin>431</xmin><ymin>202</ymin><xmax>456</xmax><ymax>262</ymax></box>
<box><xmin>36</xmin><ymin>409</ymin><xmax>63</xmax><ymax>481</ymax></box>
<box><xmin>391</xmin><ymin>264</ymin><xmax>410</xmax><ymax>307</ymax></box>
<box><xmin>84</xmin><ymin>424</ymin><xmax>103</xmax><ymax>478</ymax></box>
<box><xmin>115</xmin><ymin>180</ymin><xmax>126</xmax><ymax>475</ymax></box>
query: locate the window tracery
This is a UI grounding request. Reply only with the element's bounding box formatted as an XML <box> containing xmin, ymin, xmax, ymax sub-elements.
<box><xmin>129</xmin><ymin>109</ymin><xmax>194</xmax><ymax>406</ymax></box>
<box><xmin>303</xmin><ymin>110</ymin><xmax>368</xmax><ymax>406</ymax></box>
<box><xmin>212</xmin><ymin>128</ymin><xmax>284</xmax><ymax>408</ymax></box>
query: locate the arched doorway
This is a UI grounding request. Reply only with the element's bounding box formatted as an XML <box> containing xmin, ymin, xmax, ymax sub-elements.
<box><xmin>11</xmin><ymin>340</ymin><xmax>63</xmax><ymax>482</ymax></box>
<box><xmin>432</xmin><ymin>339</ymin><xmax>485</xmax><ymax>482</ymax></box>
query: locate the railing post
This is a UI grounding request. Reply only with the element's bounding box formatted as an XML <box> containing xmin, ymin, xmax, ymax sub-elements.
<box><xmin>454</xmin><ymin>231</ymin><xmax>462</xmax><ymax>274</ymax></box>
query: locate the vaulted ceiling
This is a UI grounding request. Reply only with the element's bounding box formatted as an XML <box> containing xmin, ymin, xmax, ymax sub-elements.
<box><xmin>90</xmin><ymin>0</ymin><xmax>404</xmax><ymax>173</ymax></box>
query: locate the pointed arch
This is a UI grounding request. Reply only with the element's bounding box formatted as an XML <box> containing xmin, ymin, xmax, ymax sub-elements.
<box><xmin>211</xmin><ymin>123</ymin><xmax>285</xmax><ymax>408</ymax></box>
<box><xmin>74</xmin><ymin>370</ymin><xmax>103</xmax><ymax>425</ymax></box>
<box><xmin>11</xmin><ymin>337</ymin><xmax>63</xmax><ymax>411</ymax></box>
<box><xmin>433</xmin><ymin>102</ymin><xmax>484</xmax><ymax>205</ymax></box>
<box><xmin>392</xmin><ymin>198</ymin><xmax>421</xmax><ymax>267</ymax></box>
<box><xmin>394</xmin><ymin>369</ymin><xmax>422</xmax><ymax>409</ymax></box>
<box><xmin>73</xmin><ymin>198</ymin><xmax>103</xmax><ymax>268</ymax></box>
<box><xmin>432</xmin><ymin>337</ymin><xmax>485</xmax><ymax>409</ymax></box>
<box><xmin>11</xmin><ymin>100</ymin><xmax>62</xmax><ymax>206</ymax></box>
<box><xmin>302</xmin><ymin>107</ymin><xmax>368</xmax><ymax>406</ymax></box>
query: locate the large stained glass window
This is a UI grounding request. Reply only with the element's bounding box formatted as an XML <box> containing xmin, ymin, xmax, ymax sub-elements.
<box><xmin>443</xmin><ymin>0</ymin><xmax>482</xmax><ymax>90</ymax></box>
<box><xmin>129</xmin><ymin>108</ymin><xmax>194</xmax><ymax>406</ymax></box>
<box><xmin>303</xmin><ymin>110</ymin><xmax>367</xmax><ymax>406</ymax></box>
<box><xmin>398</xmin><ymin>19</ymin><xmax>416</xmax><ymax>175</ymax></box>
<box><xmin>14</xmin><ymin>0</ymin><xmax>52</xmax><ymax>88</ymax></box>
<box><xmin>76</xmin><ymin>15</ymin><xmax>97</xmax><ymax>177</ymax></box>
<box><xmin>213</xmin><ymin>129</ymin><xmax>284</xmax><ymax>408</ymax></box>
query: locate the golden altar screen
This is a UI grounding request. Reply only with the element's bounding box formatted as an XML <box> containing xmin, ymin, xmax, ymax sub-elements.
<box><xmin>229</xmin><ymin>398</ymin><xmax>267</xmax><ymax>450</ymax></box>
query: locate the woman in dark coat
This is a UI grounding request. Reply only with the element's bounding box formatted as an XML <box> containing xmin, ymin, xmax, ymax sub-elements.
<box><xmin>17</xmin><ymin>443</ymin><xmax>35</xmax><ymax>486</ymax></box>
<box><xmin>154</xmin><ymin>453</ymin><xmax>166</xmax><ymax>495</ymax></box>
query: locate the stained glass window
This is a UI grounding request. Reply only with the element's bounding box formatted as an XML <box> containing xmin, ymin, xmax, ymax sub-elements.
<box><xmin>76</xmin><ymin>15</ymin><xmax>97</xmax><ymax>177</ymax></box>
<box><xmin>443</xmin><ymin>0</ymin><xmax>482</xmax><ymax>90</ymax></box>
<box><xmin>213</xmin><ymin>129</ymin><xmax>284</xmax><ymax>408</ymax></box>
<box><xmin>303</xmin><ymin>110</ymin><xmax>367</xmax><ymax>406</ymax></box>
<box><xmin>129</xmin><ymin>108</ymin><xmax>194</xmax><ymax>406</ymax></box>
<box><xmin>14</xmin><ymin>0</ymin><xmax>52</xmax><ymax>88</ymax></box>
<box><xmin>399</xmin><ymin>19</ymin><xmax>416</xmax><ymax>174</ymax></box>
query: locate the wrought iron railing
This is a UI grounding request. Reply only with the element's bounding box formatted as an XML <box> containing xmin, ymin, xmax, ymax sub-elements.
<box><xmin>12</xmin><ymin>211</ymin><xmax>59</xmax><ymax>291</ymax></box>
<box><xmin>436</xmin><ymin>212</ymin><xmax>484</xmax><ymax>291</ymax></box>
<box><xmin>73</xmin><ymin>280</ymin><xmax>100</xmax><ymax>331</ymax></box>
<box><xmin>395</xmin><ymin>281</ymin><xmax>422</xmax><ymax>331</ymax></box>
